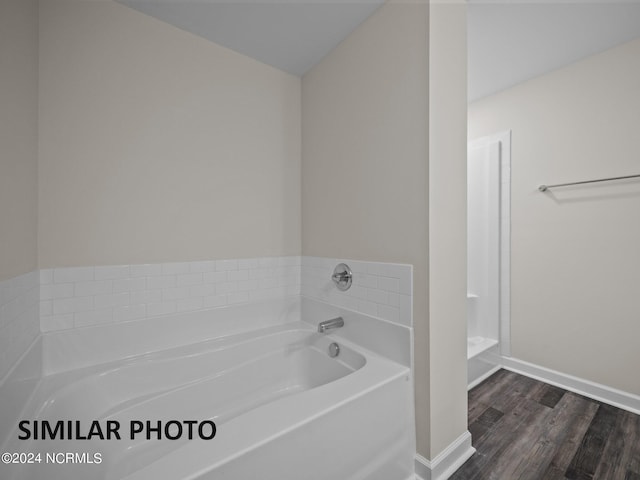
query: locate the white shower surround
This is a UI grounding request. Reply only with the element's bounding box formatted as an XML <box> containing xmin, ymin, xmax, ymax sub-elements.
<box><xmin>467</xmin><ymin>130</ymin><xmax>511</xmax><ymax>389</ymax></box>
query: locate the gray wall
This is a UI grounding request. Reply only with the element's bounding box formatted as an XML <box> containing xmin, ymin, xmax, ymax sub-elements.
<box><xmin>0</xmin><ymin>0</ymin><xmax>38</xmax><ymax>281</ymax></box>
<box><xmin>38</xmin><ymin>0</ymin><xmax>301</xmax><ymax>269</ymax></box>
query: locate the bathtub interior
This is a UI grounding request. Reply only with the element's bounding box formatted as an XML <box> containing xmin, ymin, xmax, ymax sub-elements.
<box><xmin>1</xmin><ymin>298</ymin><xmax>414</xmax><ymax>480</ymax></box>
<box><xmin>36</xmin><ymin>325</ymin><xmax>364</xmax><ymax>420</ymax></box>
<box><xmin>7</xmin><ymin>324</ymin><xmax>365</xmax><ymax>478</ymax></box>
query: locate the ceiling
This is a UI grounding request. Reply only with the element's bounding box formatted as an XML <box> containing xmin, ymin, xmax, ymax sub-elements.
<box><xmin>117</xmin><ymin>1</ymin><xmax>640</xmax><ymax>100</ymax></box>
<box><xmin>118</xmin><ymin>0</ymin><xmax>385</xmax><ymax>76</ymax></box>
<box><xmin>468</xmin><ymin>2</ymin><xmax>640</xmax><ymax>102</ymax></box>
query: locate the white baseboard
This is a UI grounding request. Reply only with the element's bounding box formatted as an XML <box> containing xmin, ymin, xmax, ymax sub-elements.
<box><xmin>500</xmin><ymin>355</ymin><xmax>640</xmax><ymax>416</ymax></box>
<box><xmin>415</xmin><ymin>431</ymin><xmax>475</xmax><ymax>480</ymax></box>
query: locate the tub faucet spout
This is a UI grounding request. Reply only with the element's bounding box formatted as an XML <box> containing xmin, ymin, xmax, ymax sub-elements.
<box><xmin>317</xmin><ymin>317</ymin><xmax>344</xmax><ymax>333</ymax></box>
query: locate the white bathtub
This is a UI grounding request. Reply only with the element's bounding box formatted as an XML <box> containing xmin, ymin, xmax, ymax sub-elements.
<box><xmin>2</xmin><ymin>310</ymin><xmax>414</xmax><ymax>480</ymax></box>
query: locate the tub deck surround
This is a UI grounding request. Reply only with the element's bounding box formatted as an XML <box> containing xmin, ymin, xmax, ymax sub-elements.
<box><xmin>42</xmin><ymin>297</ymin><xmax>301</xmax><ymax>374</ymax></box>
<box><xmin>302</xmin><ymin>297</ymin><xmax>411</xmax><ymax>368</ymax></box>
<box><xmin>0</xmin><ymin>337</ymin><xmax>42</xmax><ymax>453</ymax></box>
<box><xmin>0</xmin><ymin>271</ymin><xmax>40</xmax><ymax>381</ymax></box>
<box><xmin>0</xmin><ymin>271</ymin><xmax>41</xmax><ymax>450</ymax></box>
<box><xmin>4</xmin><ymin>321</ymin><xmax>414</xmax><ymax>480</ymax></box>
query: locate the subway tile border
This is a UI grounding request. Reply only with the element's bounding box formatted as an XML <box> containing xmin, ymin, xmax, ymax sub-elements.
<box><xmin>39</xmin><ymin>255</ymin><xmax>412</xmax><ymax>332</ymax></box>
<box><xmin>40</xmin><ymin>257</ymin><xmax>301</xmax><ymax>332</ymax></box>
<box><xmin>301</xmin><ymin>256</ymin><xmax>413</xmax><ymax>327</ymax></box>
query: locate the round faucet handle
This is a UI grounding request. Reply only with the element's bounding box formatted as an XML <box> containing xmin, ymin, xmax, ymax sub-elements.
<box><xmin>331</xmin><ymin>263</ymin><xmax>352</xmax><ymax>291</ymax></box>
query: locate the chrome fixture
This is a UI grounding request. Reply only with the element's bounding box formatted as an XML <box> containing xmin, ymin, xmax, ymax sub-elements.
<box><xmin>538</xmin><ymin>173</ymin><xmax>640</xmax><ymax>192</ymax></box>
<box><xmin>331</xmin><ymin>263</ymin><xmax>352</xmax><ymax>291</ymax></box>
<box><xmin>317</xmin><ymin>316</ymin><xmax>344</xmax><ymax>333</ymax></box>
<box><xmin>328</xmin><ymin>342</ymin><xmax>340</xmax><ymax>358</ymax></box>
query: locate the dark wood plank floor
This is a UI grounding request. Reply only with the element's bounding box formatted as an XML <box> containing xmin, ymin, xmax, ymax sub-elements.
<box><xmin>450</xmin><ymin>369</ymin><xmax>640</xmax><ymax>480</ymax></box>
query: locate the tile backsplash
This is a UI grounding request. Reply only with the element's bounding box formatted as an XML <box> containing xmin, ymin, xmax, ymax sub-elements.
<box><xmin>38</xmin><ymin>255</ymin><xmax>413</xmax><ymax>333</ymax></box>
<box><xmin>40</xmin><ymin>257</ymin><xmax>301</xmax><ymax>332</ymax></box>
<box><xmin>301</xmin><ymin>256</ymin><xmax>412</xmax><ymax>327</ymax></box>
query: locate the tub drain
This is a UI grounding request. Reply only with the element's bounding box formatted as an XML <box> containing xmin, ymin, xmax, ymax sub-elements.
<box><xmin>328</xmin><ymin>342</ymin><xmax>340</xmax><ymax>358</ymax></box>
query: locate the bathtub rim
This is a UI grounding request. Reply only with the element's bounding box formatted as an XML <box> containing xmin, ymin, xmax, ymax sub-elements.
<box><xmin>117</xmin><ymin>337</ymin><xmax>410</xmax><ymax>480</ymax></box>
<box><xmin>5</xmin><ymin>322</ymin><xmax>410</xmax><ymax>466</ymax></box>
